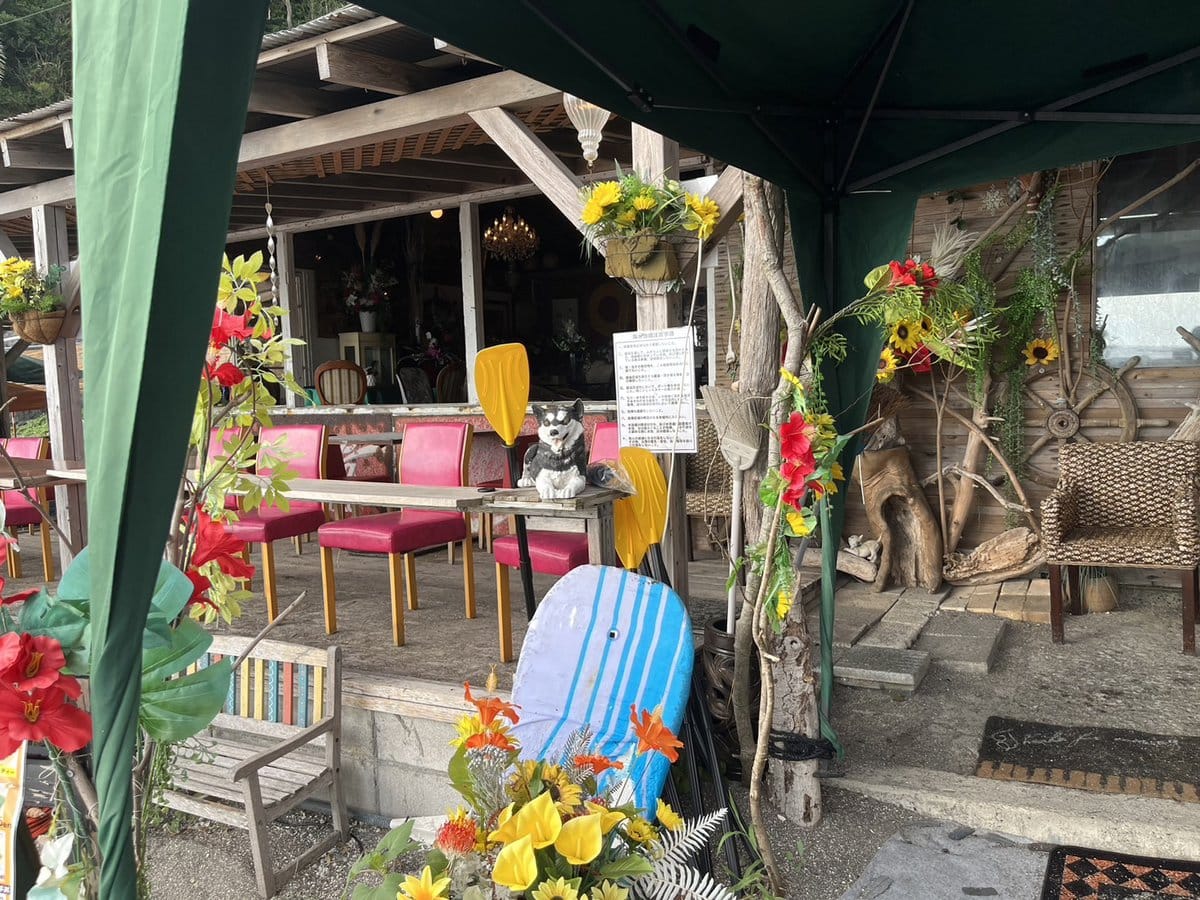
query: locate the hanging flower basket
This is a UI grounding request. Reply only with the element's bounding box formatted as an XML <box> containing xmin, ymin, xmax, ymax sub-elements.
<box><xmin>10</xmin><ymin>309</ymin><xmax>66</xmax><ymax>344</ymax></box>
<box><xmin>604</xmin><ymin>232</ymin><xmax>692</xmax><ymax>294</ymax></box>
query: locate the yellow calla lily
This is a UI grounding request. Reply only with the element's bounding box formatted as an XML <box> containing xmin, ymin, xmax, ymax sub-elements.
<box><xmin>514</xmin><ymin>790</ymin><xmax>563</xmax><ymax>849</ymax></box>
<box><xmin>492</xmin><ymin>834</ymin><xmax>539</xmax><ymax>892</ymax></box>
<box><xmin>488</xmin><ymin>802</ymin><xmax>521</xmax><ymax>845</ymax></box>
<box><xmin>554</xmin><ymin>812</ymin><xmax>604</xmax><ymax>865</ymax></box>
<box><xmin>585</xmin><ymin>801</ymin><xmax>627</xmax><ymax>834</ymax></box>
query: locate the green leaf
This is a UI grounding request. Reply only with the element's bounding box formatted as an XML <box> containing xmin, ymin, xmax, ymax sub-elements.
<box><xmin>376</xmin><ymin>820</ymin><xmax>417</xmax><ymax>861</ymax></box>
<box><xmin>54</xmin><ymin>547</ymin><xmax>91</xmax><ymax>602</ymax></box>
<box><xmin>447</xmin><ymin>745</ymin><xmax>477</xmax><ymax>808</ymax></box>
<box><xmin>597</xmin><ymin>854</ymin><xmax>654</xmax><ymax>879</ymax></box>
<box><xmin>17</xmin><ymin>590</ymin><xmax>88</xmax><ymax>652</ymax></box>
<box><xmin>863</xmin><ymin>263</ymin><xmax>891</xmax><ymax>292</ymax></box>
<box><xmin>140</xmin><ymin>658</ymin><xmax>232</xmax><ymax>742</ymax></box>
<box><xmin>350</xmin><ymin>875</ymin><xmax>405</xmax><ymax>900</ymax></box>
<box><xmin>141</xmin><ymin>618</ymin><xmax>213</xmax><ymax>685</ymax></box>
<box><xmin>347</xmin><ymin>850</ymin><xmax>386</xmax><ymax>881</ymax></box>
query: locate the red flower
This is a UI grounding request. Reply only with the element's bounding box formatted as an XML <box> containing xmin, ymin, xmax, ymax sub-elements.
<box><xmin>0</xmin><ymin>633</ymin><xmax>67</xmax><ymax>692</ymax></box>
<box><xmin>887</xmin><ymin>260</ymin><xmax>916</xmax><ymax>290</ymax></box>
<box><xmin>211</xmin><ymin>310</ymin><xmax>254</xmax><ymax>346</ymax></box>
<box><xmin>0</xmin><ymin>681</ymin><xmax>91</xmax><ymax>756</ymax></box>
<box><xmin>779</xmin><ymin>412</ymin><xmax>816</xmax><ymax>462</ymax></box>
<box><xmin>206</xmin><ymin>362</ymin><xmax>245</xmax><ymax>387</ymax></box>
<box><xmin>191</xmin><ymin>512</ymin><xmax>255</xmax><ymax>580</ymax></box>
<box><xmin>464</xmin><ymin>682</ymin><xmax>520</xmax><ymax>726</ymax></box>
<box><xmin>909</xmin><ymin>344</ymin><xmax>935</xmax><ymax>374</ymax></box>
<box><xmin>781</xmin><ymin>454</ymin><xmax>817</xmax><ymax>509</ymax></box>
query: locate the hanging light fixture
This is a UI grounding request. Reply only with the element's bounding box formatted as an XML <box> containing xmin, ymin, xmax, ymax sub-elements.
<box><xmin>482</xmin><ymin>206</ymin><xmax>539</xmax><ymax>262</ymax></box>
<box><xmin>563</xmin><ymin>93</ymin><xmax>611</xmax><ymax>168</ymax></box>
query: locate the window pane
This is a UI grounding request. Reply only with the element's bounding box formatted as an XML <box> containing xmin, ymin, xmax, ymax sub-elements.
<box><xmin>1094</xmin><ymin>143</ymin><xmax>1200</xmax><ymax>367</ymax></box>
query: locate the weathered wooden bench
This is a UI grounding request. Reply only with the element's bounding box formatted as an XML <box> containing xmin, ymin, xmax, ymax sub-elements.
<box><xmin>160</xmin><ymin>636</ymin><xmax>348</xmax><ymax>898</ymax></box>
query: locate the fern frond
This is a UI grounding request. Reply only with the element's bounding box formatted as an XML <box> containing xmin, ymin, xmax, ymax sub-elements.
<box><xmin>633</xmin><ymin>862</ymin><xmax>738</xmax><ymax>900</ymax></box>
<box><xmin>557</xmin><ymin>726</ymin><xmax>595</xmax><ymax>780</ymax></box>
<box><xmin>652</xmin><ymin>808</ymin><xmax>728</xmax><ymax>869</ymax></box>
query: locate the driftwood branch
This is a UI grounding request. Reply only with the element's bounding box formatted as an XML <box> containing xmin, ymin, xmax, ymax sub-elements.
<box><xmin>1081</xmin><ymin>157</ymin><xmax>1200</xmax><ymax>251</ymax></box>
<box><xmin>923</xmin><ymin>464</ymin><xmax>1031</xmax><ymax>515</ymax></box>
<box><xmin>1176</xmin><ymin>325</ymin><xmax>1200</xmax><ymax>356</ymax></box>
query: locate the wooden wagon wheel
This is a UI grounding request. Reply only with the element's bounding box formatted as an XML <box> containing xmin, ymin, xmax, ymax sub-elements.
<box><xmin>1020</xmin><ymin>357</ymin><xmax>1142</xmax><ymax>487</ymax></box>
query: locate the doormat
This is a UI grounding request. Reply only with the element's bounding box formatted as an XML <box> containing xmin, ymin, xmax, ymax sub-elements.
<box><xmin>1041</xmin><ymin>846</ymin><xmax>1200</xmax><ymax>898</ymax></box>
<box><xmin>975</xmin><ymin>716</ymin><xmax>1200</xmax><ymax>803</ymax></box>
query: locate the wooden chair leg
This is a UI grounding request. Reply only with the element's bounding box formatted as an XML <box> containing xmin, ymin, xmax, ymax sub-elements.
<box><xmin>402</xmin><ymin>553</ymin><xmax>418</xmax><ymax>610</ymax></box>
<box><xmin>293</xmin><ymin>535</ymin><xmax>304</xmax><ymax>556</ymax></box>
<box><xmin>7</xmin><ymin>528</ymin><xmax>20</xmax><ymax>580</ymax></box>
<box><xmin>1183</xmin><ymin>566</ymin><xmax>1197</xmax><ymax>656</ymax></box>
<box><xmin>462</xmin><ymin>528</ymin><xmax>476</xmax><ymax>620</ymax></box>
<box><xmin>1067</xmin><ymin>565</ymin><xmax>1083</xmax><ymax>616</ymax></box>
<box><xmin>241</xmin><ymin>774</ymin><xmax>276</xmax><ymax>899</ymax></box>
<box><xmin>496</xmin><ymin>562</ymin><xmax>513</xmax><ymax>663</ymax></box>
<box><xmin>319</xmin><ymin>545</ymin><xmax>338</xmax><ymax>635</ymax></box>
<box><xmin>1049</xmin><ymin>564</ymin><xmax>1065</xmax><ymax>644</ymax></box>
<box><xmin>38</xmin><ymin>517</ymin><xmax>54</xmax><ymax>582</ymax></box>
<box><xmin>387</xmin><ymin>553</ymin><xmax>406</xmax><ymax>646</ymax></box>
<box><xmin>261</xmin><ymin>542</ymin><xmax>279</xmax><ymax>621</ymax></box>
<box><xmin>242</xmin><ymin>544</ymin><xmax>253</xmax><ymax>590</ymax></box>
<box><xmin>448</xmin><ymin>541</ymin><xmax>456</xmax><ymax>564</ymax></box>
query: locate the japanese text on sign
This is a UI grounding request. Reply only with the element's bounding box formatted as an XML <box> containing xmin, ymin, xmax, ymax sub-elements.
<box><xmin>613</xmin><ymin>326</ymin><xmax>698</xmax><ymax>453</ymax></box>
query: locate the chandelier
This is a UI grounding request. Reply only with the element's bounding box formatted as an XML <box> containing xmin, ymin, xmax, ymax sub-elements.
<box><xmin>482</xmin><ymin>207</ymin><xmax>539</xmax><ymax>262</ymax></box>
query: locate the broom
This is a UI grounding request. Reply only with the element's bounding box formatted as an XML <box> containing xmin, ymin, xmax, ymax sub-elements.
<box><xmin>700</xmin><ymin>384</ymin><xmax>768</xmax><ymax>635</ymax></box>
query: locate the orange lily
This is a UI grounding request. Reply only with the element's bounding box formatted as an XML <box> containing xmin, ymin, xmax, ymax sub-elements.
<box><xmin>464</xmin><ymin>682</ymin><xmax>521</xmax><ymax>726</ymax></box>
<box><xmin>629</xmin><ymin>705</ymin><xmax>683</xmax><ymax>763</ymax></box>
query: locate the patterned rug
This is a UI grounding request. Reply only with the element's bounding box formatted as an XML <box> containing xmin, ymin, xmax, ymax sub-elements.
<box><xmin>976</xmin><ymin>716</ymin><xmax>1200</xmax><ymax>803</ymax></box>
<box><xmin>1042</xmin><ymin>846</ymin><xmax>1200</xmax><ymax>898</ymax></box>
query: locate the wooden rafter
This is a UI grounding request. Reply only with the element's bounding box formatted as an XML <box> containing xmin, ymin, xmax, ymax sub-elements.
<box><xmin>316</xmin><ymin>42</ymin><xmax>441</xmax><ymax>95</ymax></box>
<box><xmin>1</xmin><ymin>141</ymin><xmax>73</xmax><ymax>171</ymax></box>
<box><xmin>248</xmin><ymin>73</ymin><xmax>348</xmax><ymax>119</ymax></box>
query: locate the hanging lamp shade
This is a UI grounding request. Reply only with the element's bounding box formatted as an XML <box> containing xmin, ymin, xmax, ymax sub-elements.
<box><xmin>563</xmin><ymin>93</ymin><xmax>611</xmax><ymax>168</ymax></box>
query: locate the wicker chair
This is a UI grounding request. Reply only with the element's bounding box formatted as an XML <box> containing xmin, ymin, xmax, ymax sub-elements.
<box><xmin>1041</xmin><ymin>441</ymin><xmax>1200</xmax><ymax>654</ymax></box>
<box><xmin>685</xmin><ymin>417</ymin><xmax>733</xmax><ymax>556</ymax></box>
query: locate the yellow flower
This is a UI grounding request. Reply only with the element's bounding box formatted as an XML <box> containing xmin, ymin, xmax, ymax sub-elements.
<box><xmin>775</xmin><ymin>590</ymin><xmax>792</xmax><ymax>620</ymax></box>
<box><xmin>489</xmin><ymin>802</ymin><xmax>522</xmax><ymax>845</ymax></box>
<box><xmin>813</xmin><ymin>413</ymin><xmax>837</xmax><ymax>441</ymax></box>
<box><xmin>515</xmin><ymin>790</ymin><xmax>563</xmax><ymax>848</ymax></box>
<box><xmin>581</xmin><ymin>199</ymin><xmax>605</xmax><ymax>226</ymax></box>
<box><xmin>555</xmin><ymin>812</ymin><xmax>604</xmax><ymax>864</ymax></box>
<box><xmin>877</xmin><ymin>347</ymin><xmax>898</xmax><ymax>383</ymax></box>
<box><xmin>831</xmin><ymin>461</ymin><xmax>845</xmax><ymax>482</ymax></box>
<box><xmin>532</xmin><ymin>877</ymin><xmax>580</xmax><ymax>900</ymax></box>
<box><xmin>589</xmin><ymin>882</ymin><xmax>630</xmax><ymax>900</ymax></box>
<box><xmin>1024</xmin><ymin>338</ymin><xmax>1059</xmax><ymax>367</ymax></box>
<box><xmin>519</xmin><ymin>763</ymin><xmax>584</xmax><ymax>814</ymax></box>
<box><xmin>785</xmin><ymin>510</ymin><xmax>813</xmax><ymax>537</ymax></box>
<box><xmin>780</xmin><ymin>366</ymin><xmax>803</xmax><ymax>390</ymax></box>
<box><xmin>656</xmin><ymin>799</ymin><xmax>683</xmax><ymax>832</ymax></box>
<box><xmin>492</xmin><ymin>834</ymin><xmax>539</xmax><ymax>892</ymax></box>
<box><xmin>590</xmin><ymin>181</ymin><xmax>622</xmax><ymax>207</ymax></box>
<box><xmin>616</xmin><ymin>209</ymin><xmax>637</xmax><ymax>227</ymax></box>
<box><xmin>624</xmin><ymin>816</ymin><xmax>657</xmax><ymax>844</ymax></box>
<box><xmin>889</xmin><ymin>319</ymin><xmax>921</xmax><ymax>354</ymax></box>
<box><xmin>683</xmin><ymin>194</ymin><xmax>721</xmax><ymax>240</ymax></box>
<box><xmin>632</xmin><ymin>193</ymin><xmax>656</xmax><ymax>211</ymax></box>
<box><xmin>919</xmin><ymin>314</ymin><xmax>933</xmax><ymax>335</ymax></box>
<box><xmin>584</xmin><ymin>801</ymin><xmax>626</xmax><ymax>834</ymax></box>
<box><xmin>398</xmin><ymin>865</ymin><xmax>451</xmax><ymax>900</ymax></box>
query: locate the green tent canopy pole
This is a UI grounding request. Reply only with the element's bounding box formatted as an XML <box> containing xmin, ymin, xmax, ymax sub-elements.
<box><xmin>73</xmin><ymin>2</ymin><xmax>268</xmax><ymax>894</ymax></box>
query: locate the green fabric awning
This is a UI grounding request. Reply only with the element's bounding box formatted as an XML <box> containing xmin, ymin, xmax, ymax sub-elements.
<box><xmin>71</xmin><ymin>2</ymin><xmax>1200</xmax><ymax>893</ymax></box>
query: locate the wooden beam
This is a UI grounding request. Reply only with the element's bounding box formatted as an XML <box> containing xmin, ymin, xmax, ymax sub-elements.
<box><xmin>0</xmin><ymin>176</ymin><xmax>75</xmax><ymax>219</ymax></box>
<box><xmin>257</xmin><ymin>16</ymin><xmax>402</xmax><ymax>67</ymax></box>
<box><xmin>316</xmin><ymin>42</ymin><xmax>441</xmax><ymax>95</ymax></box>
<box><xmin>32</xmin><ymin>206</ymin><xmax>85</xmax><ymax>563</ymax></box>
<box><xmin>460</xmin><ymin>202</ymin><xmax>484</xmax><ymax>403</ymax></box>
<box><xmin>226</xmin><ymin>181</ymin><xmax>541</xmax><ymax>243</ymax></box>
<box><xmin>1</xmin><ymin>140</ymin><xmax>73</xmax><ymax>170</ymax></box>
<box><xmin>432</xmin><ymin>38</ymin><xmax>496</xmax><ymax>66</ymax></box>
<box><xmin>632</xmin><ymin>123</ymin><xmax>679</xmax><ymax>184</ymax></box>
<box><xmin>468</xmin><ymin>106</ymin><xmax>599</xmax><ymax>249</ymax></box>
<box><xmin>239</xmin><ymin>70</ymin><xmax>558</xmax><ymax>171</ymax></box>
<box><xmin>248</xmin><ymin>73</ymin><xmax>348</xmax><ymax>119</ymax></box>
<box><xmin>0</xmin><ymin>111</ymin><xmax>73</xmax><ymax>143</ymax></box>
<box><xmin>0</xmin><ymin>169</ymin><xmax>54</xmax><ymax>186</ymax></box>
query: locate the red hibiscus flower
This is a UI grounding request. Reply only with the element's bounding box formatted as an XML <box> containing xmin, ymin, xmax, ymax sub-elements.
<box><xmin>0</xmin><ymin>681</ymin><xmax>91</xmax><ymax>757</ymax></box>
<box><xmin>211</xmin><ymin>310</ymin><xmax>254</xmax><ymax>345</ymax></box>
<box><xmin>0</xmin><ymin>633</ymin><xmax>67</xmax><ymax>692</ymax></box>
<box><xmin>780</xmin><ymin>412</ymin><xmax>817</xmax><ymax>462</ymax></box>
<box><xmin>887</xmin><ymin>260</ymin><xmax>916</xmax><ymax>290</ymax></box>
<box><xmin>909</xmin><ymin>344</ymin><xmax>935</xmax><ymax>374</ymax></box>
<box><xmin>191</xmin><ymin>512</ymin><xmax>255</xmax><ymax>580</ymax></box>
<box><xmin>781</xmin><ymin>456</ymin><xmax>817</xmax><ymax>509</ymax></box>
<box><xmin>206</xmin><ymin>362</ymin><xmax>245</xmax><ymax>387</ymax></box>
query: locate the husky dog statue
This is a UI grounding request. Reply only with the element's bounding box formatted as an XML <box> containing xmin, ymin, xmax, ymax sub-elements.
<box><xmin>519</xmin><ymin>399</ymin><xmax>589</xmax><ymax>499</ymax></box>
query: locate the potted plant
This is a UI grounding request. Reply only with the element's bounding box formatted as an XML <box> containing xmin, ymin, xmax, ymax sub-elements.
<box><xmin>579</xmin><ymin>171</ymin><xmax>720</xmax><ymax>286</ymax></box>
<box><xmin>344</xmin><ymin>264</ymin><xmax>396</xmax><ymax>333</ymax></box>
<box><xmin>0</xmin><ymin>257</ymin><xmax>66</xmax><ymax>344</ymax></box>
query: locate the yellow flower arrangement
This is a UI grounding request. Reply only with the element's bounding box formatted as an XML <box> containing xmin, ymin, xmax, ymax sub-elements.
<box><xmin>877</xmin><ymin>347</ymin><xmax>898</xmax><ymax>383</ymax></box>
<box><xmin>578</xmin><ymin>169</ymin><xmax>720</xmax><ymax>243</ymax></box>
<box><xmin>0</xmin><ymin>256</ymin><xmax>64</xmax><ymax>317</ymax></box>
<box><xmin>1024</xmin><ymin>337</ymin><xmax>1059</xmax><ymax>367</ymax></box>
<box><xmin>889</xmin><ymin>319</ymin><xmax>922</xmax><ymax>354</ymax></box>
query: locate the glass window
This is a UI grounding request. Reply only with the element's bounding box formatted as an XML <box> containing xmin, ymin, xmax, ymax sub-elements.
<box><xmin>1094</xmin><ymin>142</ymin><xmax>1200</xmax><ymax>367</ymax></box>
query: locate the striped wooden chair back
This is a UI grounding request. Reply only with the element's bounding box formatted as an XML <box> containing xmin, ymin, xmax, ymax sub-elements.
<box><xmin>314</xmin><ymin>361</ymin><xmax>368</xmax><ymax>405</ymax></box>
<box><xmin>197</xmin><ymin>637</ymin><xmax>341</xmax><ymax>738</ymax></box>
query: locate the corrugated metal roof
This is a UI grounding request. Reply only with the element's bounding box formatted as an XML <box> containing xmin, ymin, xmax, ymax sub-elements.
<box><xmin>0</xmin><ymin>5</ymin><xmax>382</xmax><ymax>128</ymax></box>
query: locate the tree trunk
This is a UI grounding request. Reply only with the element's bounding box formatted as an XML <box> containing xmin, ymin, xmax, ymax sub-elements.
<box><xmin>946</xmin><ymin>376</ymin><xmax>992</xmax><ymax>554</ymax></box>
<box><xmin>765</xmin><ymin>615</ymin><xmax>822</xmax><ymax>826</ymax></box>
<box><xmin>860</xmin><ymin>447</ymin><xmax>943</xmax><ymax>592</ymax></box>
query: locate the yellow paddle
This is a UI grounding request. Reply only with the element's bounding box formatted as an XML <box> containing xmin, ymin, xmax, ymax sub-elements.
<box><xmin>615</xmin><ymin>447</ymin><xmax>670</xmax><ymax>581</ymax></box>
<box><xmin>474</xmin><ymin>343</ymin><xmax>537</xmax><ymax>617</ymax></box>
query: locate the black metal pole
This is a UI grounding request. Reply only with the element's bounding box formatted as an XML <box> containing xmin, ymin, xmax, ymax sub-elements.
<box><xmin>505</xmin><ymin>443</ymin><xmax>537</xmax><ymax>619</ymax></box>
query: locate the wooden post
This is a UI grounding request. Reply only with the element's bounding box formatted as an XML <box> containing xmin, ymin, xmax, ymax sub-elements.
<box><xmin>705</xmin><ymin>254</ymin><xmax>719</xmax><ymax>385</ymax></box>
<box><xmin>275</xmin><ymin>230</ymin><xmax>301</xmax><ymax>407</ymax></box>
<box><xmin>460</xmin><ymin>202</ymin><xmax>485</xmax><ymax>403</ymax></box>
<box><xmin>631</xmin><ymin>126</ymin><xmax>688</xmax><ymax>598</ymax></box>
<box><xmin>32</xmin><ymin>204</ymin><xmax>85</xmax><ymax>564</ymax></box>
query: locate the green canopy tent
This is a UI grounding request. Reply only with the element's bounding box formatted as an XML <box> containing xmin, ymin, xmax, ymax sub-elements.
<box><xmin>71</xmin><ymin>1</ymin><xmax>1200</xmax><ymax>893</ymax></box>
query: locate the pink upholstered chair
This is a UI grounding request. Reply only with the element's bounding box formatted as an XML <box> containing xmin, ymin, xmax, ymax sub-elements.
<box><xmin>490</xmin><ymin>421</ymin><xmax>619</xmax><ymax>661</ymax></box>
<box><xmin>317</xmin><ymin>422</ymin><xmax>475</xmax><ymax>647</ymax></box>
<box><xmin>1</xmin><ymin>437</ymin><xmax>54</xmax><ymax>581</ymax></box>
<box><xmin>225</xmin><ymin>424</ymin><xmax>328</xmax><ymax>620</ymax></box>
<box><xmin>204</xmin><ymin>426</ymin><xmax>252</xmax><ymax>513</ymax></box>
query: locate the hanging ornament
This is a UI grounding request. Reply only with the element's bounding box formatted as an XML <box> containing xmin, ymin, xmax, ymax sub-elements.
<box><xmin>563</xmin><ymin>93</ymin><xmax>611</xmax><ymax>168</ymax></box>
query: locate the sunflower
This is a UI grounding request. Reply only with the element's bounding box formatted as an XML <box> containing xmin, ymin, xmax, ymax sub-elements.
<box><xmin>877</xmin><ymin>347</ymin><xmax>898</xmax><ymax>383</ymax></box>
<box><xmin>632</xmin><ymin>193</ymin><xmax>656</xmax><ymax>211</ymax></box>
<box><xmin>624</xmin><ymin>817</ymin><xmax>658</xmax><ymax>844</ymax></box>
<box><xmin>532</xmin><ymin>877</ymin><xmax>580</xmax><ymax>900</ymax></box>
<box><xmin>589</xmin><ymin>881</ymin><xmax>630</xmax><ymax>900</ymax></box>
<box><xmin>589</xmin><ymin>181</ymin><xmax>622</xmax><ymax>207</ymax></box>
<box><xmin>508</xmin><ymin>762</ymin><xmax>583</xmax><ymax>813</ymax></box>
<box><xmin>656</xmin><ymin>799</ymin><xmax>684</xmax><ymax>832</ymax></box>
<box><xmin>581</xmin><ymin>199</ymin><xmax>605</xmax><ymax>226</ymax></box>
<box><xmin>1024</xmin><ymin>338</ymin><xmax>1060</xmax><ymax>367</ymax></box>
<box><xmin>889</xmin><ymin>319</ymin><xmax>922</xmax><ymax>354</ymax></box>
<box><xmin>919</xmin><ymin>314</ymin><xmax>934</xmax><ymax>335</ymax></box>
